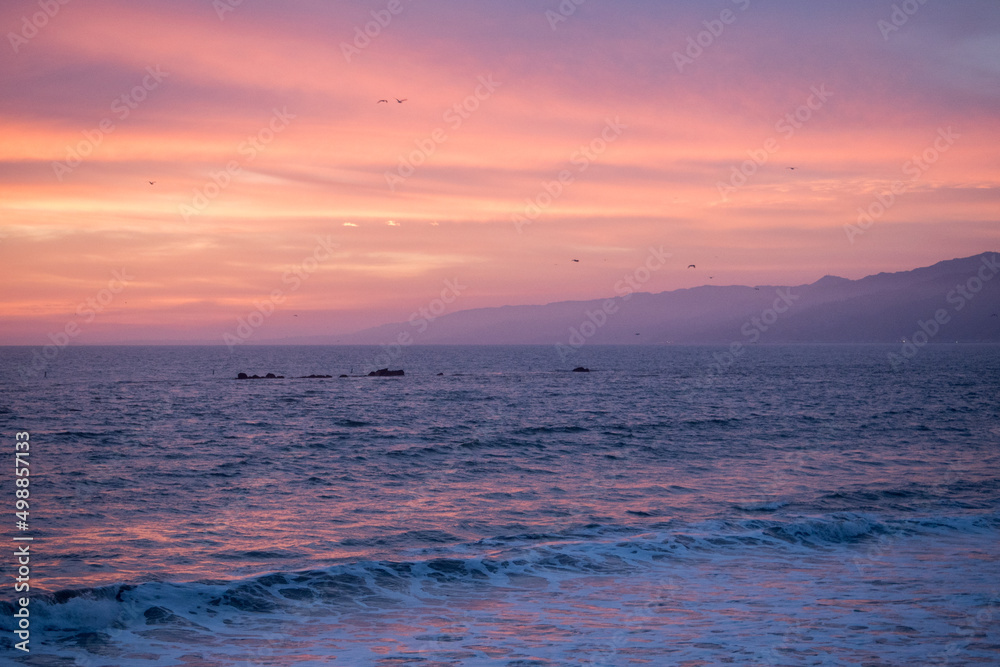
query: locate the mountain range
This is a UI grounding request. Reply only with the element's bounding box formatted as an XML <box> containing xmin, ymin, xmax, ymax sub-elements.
<box><xmin>325</xmin><ymin>252</ymin><xmax>1000</xmax><ymax>346</ymax></box>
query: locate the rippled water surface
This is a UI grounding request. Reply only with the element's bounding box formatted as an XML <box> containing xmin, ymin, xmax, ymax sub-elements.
<box><xmin>1</xmin><ymin>345</ymin><xmax>998</xmax><ymax>665</ymax></box>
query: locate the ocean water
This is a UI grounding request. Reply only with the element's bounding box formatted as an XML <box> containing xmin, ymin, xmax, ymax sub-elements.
<box><xmin>1</xmin><ymin>344</ymin><xmax>998</xmax><ymax>666</ymax></box>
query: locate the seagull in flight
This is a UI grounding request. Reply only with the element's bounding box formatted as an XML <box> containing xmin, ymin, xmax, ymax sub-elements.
<box><xmin>687</xmin><ymin>264</ymin><xmax>696</xmax><ymax>269</ymax></box>
<box><xmin>148</xmin><ymin>181</ymin><xmax>156</xmax><ymax>185</ymax></box>
<box><xmin>396</xmin><ymin>98</ymin><xmax>408</xmax><ymax>103</ymax></box>
<box><xmin>572</xmin><ymin>259</ymin><xmax>579</xmax><ymax>262</ymax></box>
<box><xmin>377</xmin><ymin>99</ymin><xmax>388</xmax><ymax>104</ymax></box>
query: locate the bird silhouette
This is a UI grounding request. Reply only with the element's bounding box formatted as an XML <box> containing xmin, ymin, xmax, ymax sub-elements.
<box><xmin>377</xmin><ymin>99</ymin><xmax>388</xmax><ymax>104</ymax></box>
<box><xmin>572</xmin><ymin>259</ymin><xmax>579</xmax><ymax>262</ymax></box>
<box><xmin>687</xmin><ymin>264</ymin><xmax>696</xmax><ymax>269</ymax></box>
<box><xmin>396</xmin><ymin>98</ymin><xmax>408</xmax><ymax>103</ymax></box>
<box><xmin>148</xmin><ymin>181</ymin><xmax>156</xmax><ymax>185</ymax></box>
<box><xmin>788</xmin><ymin>167</ymin><xmax>797</xmax><ymax>170</ymax></box>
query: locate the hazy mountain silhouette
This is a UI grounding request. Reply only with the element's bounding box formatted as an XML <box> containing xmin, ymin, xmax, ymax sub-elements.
<box><xmin>330</xmin><ymin>252</ymin><xmax>1000</xmax><ymax>345</ymax></box>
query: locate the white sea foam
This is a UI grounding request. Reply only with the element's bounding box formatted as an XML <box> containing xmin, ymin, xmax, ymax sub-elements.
<box><xmin>1</xmin><ymin>345</ymin><xmax>998</xmax><ymax>664</ymax></box>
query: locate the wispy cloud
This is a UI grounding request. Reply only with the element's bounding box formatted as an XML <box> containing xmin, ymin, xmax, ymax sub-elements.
<box><xmin>1</xmin><ymin>0</ymin><xmax>998</xmax><ymax>342</ymax></box>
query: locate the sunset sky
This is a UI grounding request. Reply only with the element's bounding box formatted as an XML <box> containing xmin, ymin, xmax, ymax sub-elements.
<box><xmin>2</xmin><ymin>0</ymin><xmax>998</xmax><ymax>344</ymax></box>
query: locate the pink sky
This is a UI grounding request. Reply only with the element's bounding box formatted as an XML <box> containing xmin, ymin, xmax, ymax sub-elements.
<box><xmin>1</xmin><ymin>0</ymin><xmax>998</xmax><ymax>343</ymax></box>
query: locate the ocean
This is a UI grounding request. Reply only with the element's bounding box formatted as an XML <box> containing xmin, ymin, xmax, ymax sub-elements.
<box><xmin>1</xmin><ymin>344</ymin><xmax>998</xmax><ymax>666</ymax></box>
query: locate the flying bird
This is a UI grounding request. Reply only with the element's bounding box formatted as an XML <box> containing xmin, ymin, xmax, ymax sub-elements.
<box><xmin>572</xmin><ymin>259</ymin><xmax>579</xmax><ymax>262</ymax></box>
<box><xmin>687</xmin><ymin>264</ymin><xmax>696</xmax><ymax>269</ymax></box>
<box><xmin>396</xmin><ymin>98</ymin><xmax>408</xmax><ymax>103</ymax></box>
<box><xmin>148</xmin><ymin>181</ymin><xmax>156</xmax><ymax>185</ymax></box>
<box><xmin>788</xmin><ymin>167</ymin><xmax>797</xmax><ymax>170</ymax></box>
<box><xmin>377</xmin><ymin>99</ymin><xmax>388</xmax><ymax>104</ymax></box>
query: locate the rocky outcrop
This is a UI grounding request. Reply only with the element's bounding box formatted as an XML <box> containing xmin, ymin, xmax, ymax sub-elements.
<box><xmin>368</xmin><ymin>368</ymin><xmax>405</xmax><ymax>377</ymax></box>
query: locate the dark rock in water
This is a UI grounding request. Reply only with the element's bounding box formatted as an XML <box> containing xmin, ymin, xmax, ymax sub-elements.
<box><xmin>339</xmin><ymin>374</ymin><xmax>348</xmax><ymax>378</ymax></box>
<box><xmin>237</xmin><ymin>372</ymin><xmax>249</xmax><ymax>379</ymax></box>
<box><xmin>299</xmin><ymin>374</ymin><xmax>332</xmax><ymax>379</ymax></box>
<box><xmin>265</xmin><ymin>373</ymin><xmax>277</xmax><ymax>378</ymax></box>
<box><xmin>237</xmin><ymin>373</ymin><xmax>285</xmax><ymax>379</ymax></box>
<box><xmin>436</xmin><ymin>372</ymin><xmax>444</xmax><ymax>376</ymax></box>
<box><xmin>368</xmin><ymin>368</ymin><xmax>404</xmax><ymax>377</ymax></box>
<box><xmin>572</xmin><ymin>367</ymin><xmax>590</xmax><ymax>373</ymax></box>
